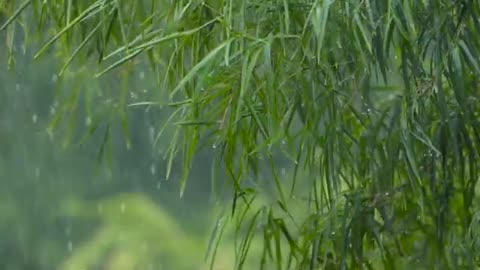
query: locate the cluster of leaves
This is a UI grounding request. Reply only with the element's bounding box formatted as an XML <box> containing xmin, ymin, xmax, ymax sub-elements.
<box><xmin>2</xmin><ymin>0</ymin><xmax>480</xmax><ymax>268</ymax></box>
<box><xmin>0</xmin><ymin>42</ymin><xmax>220</xmax><ymax>269</ymax></box>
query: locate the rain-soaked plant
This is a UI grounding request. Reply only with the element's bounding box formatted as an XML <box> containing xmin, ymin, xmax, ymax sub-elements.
<box><xmin>2</xmin><ymin>0</ymin><xmax>480</xmax><ymax>268</ymax></box>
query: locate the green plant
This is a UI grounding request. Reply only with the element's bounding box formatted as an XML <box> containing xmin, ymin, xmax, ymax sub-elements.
<box><xmin>2</xmin><ymin>0</ymin><xmax>480</xmax><ymax>268</ymax></box>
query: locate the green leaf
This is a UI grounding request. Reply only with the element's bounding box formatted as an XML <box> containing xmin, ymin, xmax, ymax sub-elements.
<box><xmin>34</xmin><ymin>1</ymin><xmax>111</xmax><ymax>59</ymax></box>
<box><xmin>0</xmin><ymin>0</ymin><xmax>32</xmax><ymax>31</ymax></box>
<box><xmin>170</xmin><ymin>39</ymin><xmax>233</xmax><ymax>99</ymax></box>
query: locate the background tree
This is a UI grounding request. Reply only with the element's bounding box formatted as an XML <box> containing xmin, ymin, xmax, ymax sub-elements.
<box><xmin>2</xmin><ymin>0</ymin><xmax>480</xmax><ymax>269</ymax></box>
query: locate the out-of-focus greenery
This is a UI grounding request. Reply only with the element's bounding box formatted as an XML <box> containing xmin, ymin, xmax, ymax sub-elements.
<box><xmin>2</xmin><ymin>0</ymin><xmax>480</xmax><ymax>269</ymax></box>
<box><xmin>60</xmin><ymin>193</ymin><xmax>227</xmax><ymax>270</ymax></box>
<box><xmin>0</xmin><ymin>42</ymin><xmax>243</xmax><ymax>269</ymax></box>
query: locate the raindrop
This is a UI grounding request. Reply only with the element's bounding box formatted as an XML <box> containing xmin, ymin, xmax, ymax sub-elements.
<box><xmin>139</xmin><ymin>72</ymin><xmax>145</xmax><ymax>80</ymax></box>
<box><xmin>32</xmin><ymin>114</ymin><xmax>37</xmax><ymax>123</ymax></box>
<box><xmin>212</xmin><ymin>144</ymin><xmax>217</xmax><ymax>149</ymax></box>
<box><xmin>281</xmin><ymin>140</ymin><xmax>286</xmax><ymax>145</ymax></box>
<box><xmin>65</xmin><ymin>226</ymin><xmax>71</xmax><ymax>236</ymax></box>
<box><xmin>52</xmin><ymin>74</ymin><xmax>58</xmax><ymax>83</ymax></box>
<box><xmin>394</xmin><ymin>55</ymin><xmax>398</xmax><ymax>60</ymax></box>
<box><xmin>126</xmin><ymin>142</ymin><xmax>131</xmax><ymax>150</ymax></box>
<box><xmin>281</xmin><ymin>168</ymin><xmax>286</xmax><ymax>176</ymax></box>
<box><xmin>85</xmin><ymin>117</ymin><xmax>92</xmax><ymax>126</ymax></box>
<box><xmin>50</xmin><ymin>106</ymin><xmax>56</xmax><ymax>115</ymax></box>
<box><xmin>67</xmin><ymin>241</ymin><xmax>73</xmax><ymax>252</ymax></box>
<box><xmin>150</xmin><ymin>164</ymin><xmax>156</xmax><ymax>175</ymax></box>
<box><xmin>149</xmin><ymin>127</ymin><xmax>155</xmax><ymax>143</ymax></box>
<box><xmin>47</xmin><ymin>130</ymin><xmax>54</xmax><ymax>142</ymax></box>
<box><xmin>15</xmin><ymin>84</ymin><xmax>20</xmax><ymax>91</ymax></box>
<box><xmin>367</xmin><ymin>108</ymin><xmax>372</xmax><ymax>113</ymax></box>
<box><xmin>35</xmin><ymin>168</ymin><xmax>40</xmax><ymax>179</ymax></box>
<box><xmin>156</xmin><ymin>181</ymin><xmax>161</xmax><ymax>190</ymax></box>
<box><xmin>130</xmin><ymin>92</ymin><xmax>138</xmax><ymax>99</ymax></box>
<box><xmin>120</xmin><ymin>202</ymin><xmax>126</xmax><ymax>213</ymax></box>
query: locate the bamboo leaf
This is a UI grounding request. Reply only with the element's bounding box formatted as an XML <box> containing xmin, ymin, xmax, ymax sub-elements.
<box><xmin>34</xmin><ymin>1</ymin><xmax>110</xmax><ymax>59</ymax></box>
<box><xmin>95</xmin><ymin>49</ymin><xmax>143</xmax><ymax>77</ymax></box>
<box><xmin>170</xmin><ymin>39</ymin><xmax>233</xmax><ymax>99</ymax></box>
<box><xmin>0</xmin><ymin>0</ymin><xmax>32</xmax><ymax>31</ymax></box>
<box><xmin>59</xmin><ymin>23</ymin><xmax>102</xmax><ymax>76</ymax></box>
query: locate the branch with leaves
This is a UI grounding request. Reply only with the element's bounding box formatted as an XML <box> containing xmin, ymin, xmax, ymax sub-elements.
<box><xmin>2</xmin><ymin>0</ymin><xmax>480</xmax><ymax>268</ymax></box>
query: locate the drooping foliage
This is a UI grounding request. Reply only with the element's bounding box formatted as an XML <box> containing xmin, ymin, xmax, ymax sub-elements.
<box><xmin>2</xmin><ymin>0</ymin><xmax>480</xmax><ymax>268</ymax></box>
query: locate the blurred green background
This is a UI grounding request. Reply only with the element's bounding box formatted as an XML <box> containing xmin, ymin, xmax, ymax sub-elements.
<box><xmin>0</xmin><ymin>40</ymin><xmax>264</xmax><ymax>270</ymax></box>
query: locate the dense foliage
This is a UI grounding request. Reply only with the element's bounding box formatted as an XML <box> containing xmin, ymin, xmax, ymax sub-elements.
<box><xmin>2</xmin><ymin>0</ymin><xmax>480</xmax><ymax>269</ymax></box>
